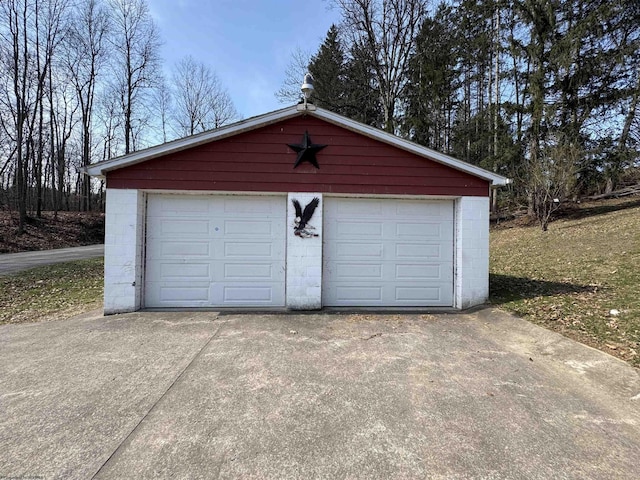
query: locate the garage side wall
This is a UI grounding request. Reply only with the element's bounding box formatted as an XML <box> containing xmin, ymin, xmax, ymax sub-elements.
<box><xmin>104</xmin><ymin>189</ymin><xmax>145</xmax><ymax>314</ymax></box>
<box><xmin>455</xmin><ymin>196</ymin><xmax>490</xmax><ymax>309</ymax></box>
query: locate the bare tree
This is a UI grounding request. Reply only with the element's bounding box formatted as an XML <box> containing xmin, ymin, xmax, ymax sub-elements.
<box><xmin>65</xmin><ymin>0</ymin><xmax>110</xmax><ymax>210</ymax></box>
<box><xmin>275</xmin><ymin>47</ymin><xmax>312</xmax><ymax>104</ymax></box>
<box><xmin>172</xmin><ymin>55</ymin><xmax>238</xmax><ymax>136</ymax></box>
<box><xmin>1</xmin><ymin>0</ymin><xmax>31</xmax><ymax>231</ymax></box>
<box><xmin>0</xmin><ymin>1</ymin><xmax>67</xmax><ymax>220</ymax></box>
<box><xmin>97</xmin><ymin>84</ymin><xmax>123</xmax><ymax>161</ymax></box>
<box><xmin>48</xmin><ymin>57</ymin><xmax>79</xmax><ymax>216</ymax></box>
<box><xmin>108</xmin><ymin>0</ymin><xmax>160</xmax><ymax>154</ymax></box>
<box><xmin>527</xmin><ymin>134</ymin><xmax>579</xmax><ymax>231</ymax></box>
<box><xmin>332</xmin><ymin>0</ymin><xmax>427</xmax><ymax>132</ymax></box>
<box><xmin>0</xmin><ymin>0</ymin><xmax>59</xmax><ymax>231</ymax></box>
<box><xmin>32</xmin><ymin>0</ymin><xmax>68</xmax><ymax>217</ymax></box>
<box><xmin>151</xmin><ymin>74</ymin><xmax>172</xmax><ymax>143</ymax></box>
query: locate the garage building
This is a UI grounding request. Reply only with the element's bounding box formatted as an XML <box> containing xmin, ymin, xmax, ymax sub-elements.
<box><xmin>86</xmin><ymin>104</ymin><xmax>508</xmax><ymax>314</ymax></box>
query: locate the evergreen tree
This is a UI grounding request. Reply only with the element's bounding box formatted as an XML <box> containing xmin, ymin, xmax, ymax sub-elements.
<box><xmin>403</xmin><ymin>3</ymin><xmax>459</xmax><ymax>153</ymax></box>
<box><xmin>332</xmin><ymin>0</ymin><xmax>428</xmax><ymax>132</ymax></box>
<box><xmin>452</xmin><ymin>0</ymin><xmax>500</xmax><ymax>165</ymax></box>
<box><xmin>308</xmin><ymin>25</ymin><xmax>347</xmax><ymax>113</ymax></box>
<box><xmin>342</xmin><ymin>42</ymin><xmax>384</xmax><ymax>128</ymax></box>
<box><xmin>548</xmin><ymin>0</ymin><xmax>640</xmax><ymax>193</ymax></box>
<box><xmin>272</xmin><ymin>0</ymin><xmax>640</xmax><ymax>223</ymax></box>
<box><xmin>306</xmin><ymin>25</ymin><xmax>383</xmax><ymax>126</ymax></box>
<box><xmin>509</xmin><ymin>0</ymin><xmax>640</xmax><ymax>224</ymax></box>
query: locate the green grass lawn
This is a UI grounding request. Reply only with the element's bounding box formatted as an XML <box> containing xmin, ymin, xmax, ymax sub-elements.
<box><xmin>490</xmin><ymin>199</ymin><xmax>640</xmax><ymax>367</ymax></box>
<box><xmin>0</xmin><ymin>257</ymin><xmax>104</xmax><ymax>324</ymax></box>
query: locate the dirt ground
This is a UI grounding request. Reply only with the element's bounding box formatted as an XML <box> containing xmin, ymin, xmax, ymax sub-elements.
<box><xmin>492</xmin><ymin>196</ymin><xmax>640</xmax><ymax>229</ymax></box>
<box><xmin>0</xmin><ymin>211</ymin><xmax>104</xmax><ymax>253</ymax></box>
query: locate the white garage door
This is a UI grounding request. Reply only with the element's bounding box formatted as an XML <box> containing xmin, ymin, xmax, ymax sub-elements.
<box><xmin>145</xmin><ymin>194</ymin><xmax>286</xmax><ymax>308</ymax></box>
<box><xmin>323</xmin><ymin>198</ymin><xmax>454</xmax><ymax>307</ymax></box>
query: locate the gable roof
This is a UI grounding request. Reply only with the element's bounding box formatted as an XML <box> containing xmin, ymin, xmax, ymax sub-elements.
<box><xmin>86</xmin><ymin>104</ymin><xmax>509</xmax><ymax>186</ymax></box>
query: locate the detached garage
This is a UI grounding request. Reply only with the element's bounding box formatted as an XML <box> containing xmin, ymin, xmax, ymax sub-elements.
<box><xmin>86</xmin><ymin>104</ymin><xmax>508</xmax><ymax>314</ymax></box>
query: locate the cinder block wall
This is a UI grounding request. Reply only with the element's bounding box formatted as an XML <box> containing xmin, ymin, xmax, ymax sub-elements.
<box><xmin>286</xmin><ymin>192</ymin><xmax>323</xmax><ymax>309</ymax></box>
<box><xmin>455</xmin><ymin>196</ymin><xmax>490</xmax><ymax>309</ymax></box>
<box><xmin>104</xmin><ymin>189</ymin><xmax>145</xmax><ymax>314</ymax></box>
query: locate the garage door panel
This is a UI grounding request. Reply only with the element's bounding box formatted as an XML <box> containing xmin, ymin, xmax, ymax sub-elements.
<box><xmin>395</xmin><ymin>286</ymin><xmax>442</xmax><ymax>302</ymax></box>
<box><xmin>395</xmin><ymin>201</ymin><xmax>442</xmax><ymax>216</ymax></box>
<box><xmin>334</xmin><ymin>263</ymin><xmax>383</xmax><ymax>279</ymax></box>
<box><xmin>148</xmin><ymin>196</ymin><xmax>211</xmax><ymax>216</ymax></box>
<box><xmin>324</xmin><ymin>197</ymin><xmax>454</xmax><ymax>307</ymax></box>
<box><xmin>395</xmin><ymin>264</ymin><xmax>442</xmax><ymax>279</ymax></box>
<box><xmin>335</xmin><ymin>221</ymin><xmax>383</xmax><ymax>237</ymax></box>
<box><xmin>155</xmin><ymin>284</ymin><xmax>211</xmax><ymax>303</ymax></box>
<box><xmin>334</xmin><ymin>242</ymin><xmax>383</xmax><ymax>258</ymax></box>
<box><xmin>223</xmin><ymin>263</ymin><xmax>275</xmax><ymax>279</ymax></box>
<box><xmin>335</xmin><ymin>286</ymin><xmax>382</xmax><ymax>301</ymax></box>
<box><xmin>223</xmin><ymin>241</ymin><xmax>273</xmax><ymax>258</ymax></box>
<box><xmin>155</xmin><ymin>219</ymin><xmax>210</xmax><ymax>236</ymax></box>
<box><xmin>336</xmin><ymin>199</ymin><xmax>383</xmax><ymax>215</ymax></box>
<box><xmin>145</xmin><ymin>194</ymin><xmax>285</xmax><ymax>308</ymax></box>
<box><xmin>223</xmin><ymin>197</ymin><xmax>277</xmax><ymax>214</ymax></box>
<box><xmin>153</xmin><ymin>241</ymin><xmax>210</xmax><ymax>258</ymax></box>
<box><xmin>395</xmin><ymin>243</ymin><xmax>441</xmax><ymax>259</ymax></box>
<box><xmin>218</xmin><ymin>285</ymin><xmax>275</xmax><ymax>303</ymax></box>
<box><xmin>396</xmin><ymin>222</ymin><xmax>443</xmax><ymax>238</ymax></box>
<box><xmin>224</xmin><ymin>220</ymin><xmax>274</xmax><ymax>235</ymax></box>
<box><xmin>158</xmin><ymin>263</ymin><xmax>210</xmax><ymax>279</ymax></box>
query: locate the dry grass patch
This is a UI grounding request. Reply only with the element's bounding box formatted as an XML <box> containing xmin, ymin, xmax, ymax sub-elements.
<box><xmin>490</xmin><ymin>199</ymin><xmax>640</xmax><ymax>367</ymax></box>
<box><xmin>0</xmin><ymin>257</ymin><xmax>104</xmax><ymax>324</ymax></box>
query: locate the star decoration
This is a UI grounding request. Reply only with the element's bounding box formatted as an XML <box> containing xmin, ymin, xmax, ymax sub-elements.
<box><xmin>287</xmin><ymin>131</ymin><xmax>327</xmax><ymax>169</ymax></box>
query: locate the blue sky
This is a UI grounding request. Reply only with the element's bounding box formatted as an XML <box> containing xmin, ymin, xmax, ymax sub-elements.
<box><xmin>148</xmin><ymin>0</ymin><xmax>342</xmax><ymax>119</ymax></box>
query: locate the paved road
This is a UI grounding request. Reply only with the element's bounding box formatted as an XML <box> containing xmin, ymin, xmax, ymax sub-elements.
<box><xmin>1</xmin><ymin>308</ymin><xmax>638</xmax><ymax>479</ymax></box>
<box><xmin>0</xmin><ymin>244</ymin><xmax>104</xmax><ymax>276</ymax></box>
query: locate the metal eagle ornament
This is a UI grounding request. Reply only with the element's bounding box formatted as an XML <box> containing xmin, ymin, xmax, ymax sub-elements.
<box><xmin>292</xmin><ymin>197</ymin><xmax>320</xmax><ymax>238</ymax></box>
<box><xmin>287</xmin><ymin>131</ymin><xmax>326</xmax><ymax>169</ymax></box>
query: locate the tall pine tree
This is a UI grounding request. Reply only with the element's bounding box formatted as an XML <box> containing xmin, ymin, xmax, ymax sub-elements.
<box><xmin>308</xmin><ymin>25</ymin><xmax>347</xmax><ymax>113</ymax></box>
<box><xmin>307</xmin><ymin>25</ymin><xmax>383</xmax><ymax>127</ymax></box>
<box><xmin>404</xmin><ymin>3</ymin><xmax>459</xmax><ymax>153</ymax></box>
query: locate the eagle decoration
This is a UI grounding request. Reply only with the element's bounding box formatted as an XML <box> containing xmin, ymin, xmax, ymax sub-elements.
<box><xmin>292</xmin><ymin>197</ymin><xmax>320</xmax><ymax>238</ymax></box>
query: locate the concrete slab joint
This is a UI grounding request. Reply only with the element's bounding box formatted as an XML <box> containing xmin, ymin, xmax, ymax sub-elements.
<box><xmin>286</xmin><ymin>192</ymin><xmax>323</xmax><ymax>310</ymax></box>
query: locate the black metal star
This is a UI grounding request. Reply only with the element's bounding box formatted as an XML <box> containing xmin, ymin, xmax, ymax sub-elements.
<box><xmin>287</xmin><ymin>131</ymin><xmax>327</xmax><ymax>169</ymax></box>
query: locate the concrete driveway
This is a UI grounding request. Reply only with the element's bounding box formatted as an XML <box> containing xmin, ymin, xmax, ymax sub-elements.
<box><xmin>0</xmin><ymin>245</ymin><xmax>104</xmax><ymax>276</ymax></box>
<box><xmin>1</xmin><ymin>309</ymin><xmax>638</xmax><ymax>479</ymax></box>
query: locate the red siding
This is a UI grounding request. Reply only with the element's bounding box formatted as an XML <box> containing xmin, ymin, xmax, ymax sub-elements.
<box><xmin>107</xmin><ymin>116</ymin><xmax>489</xmax><ymax>196</ymax></box>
